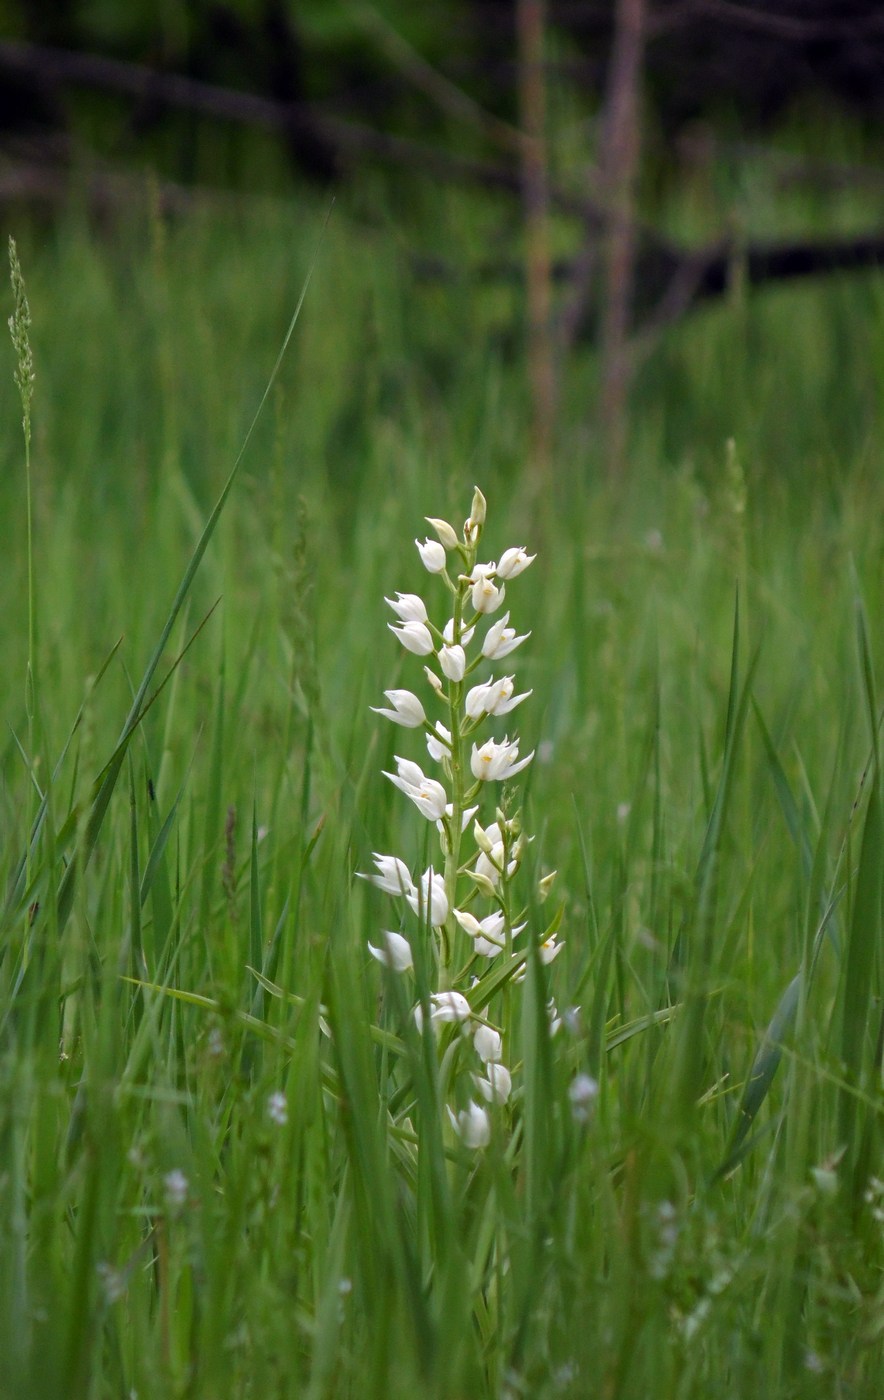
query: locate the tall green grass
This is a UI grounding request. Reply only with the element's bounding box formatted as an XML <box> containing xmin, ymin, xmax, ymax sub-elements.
<box><xmin>1</xmin><ymin>186</ymin><xmax>883</xmax><ymax>1398</ymax></box>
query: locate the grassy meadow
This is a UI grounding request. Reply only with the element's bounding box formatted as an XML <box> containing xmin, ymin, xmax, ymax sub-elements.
<box><xmin>2</xmin><ymin>157</ymin><xmax>884</xmax><ymax>1398</ymax></box>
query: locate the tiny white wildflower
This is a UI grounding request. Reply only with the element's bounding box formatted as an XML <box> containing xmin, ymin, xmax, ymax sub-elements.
<box><xmin>569</xmin><ymin>1073</ymin><xmax>599</xmax><ymax>1123</ymax></box>
<box><xmin>267</xmin><ymin>1091</ymin><xmax>288</xmax><ymax>1125</ymax></box>
<box><xmin>163</xmin><ymin>1170</ymin><xmax>188</xmax><ymax>1208</ymax></box>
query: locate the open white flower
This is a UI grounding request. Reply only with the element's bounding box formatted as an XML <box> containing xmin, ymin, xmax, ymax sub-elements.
<box><xmin>447</xmin><ymin>1101</ymin><xmax>491</xmax><ymax>1148</ymax></box>
<box><xmin>385</xmin><ymin>592</ymin><xmax>428</xmax><ymax>623</ymax></box>
<box><xmin>470</xmin><ymin>564</ymin><xmax>506</xmax><ymax>616</ymax></box>
<box><xmin>439</xmin><ymin>803</ymin><xmax>477</xmax><ymax>835</ymax></box>
<box><xmin>470</xmin><ymin>736</ymin><xmax>534</xmax><ymax>782</ymax></box>
<box><xmin>359</xmin><ymin>853</ymin><xmax>416</xmax><ymax>898</ymax></box>
<box><xmin>406</xmin><ymin>867</ymin><xmax>449</xmax><ymax>926</ymax></box>
<box><xmin>482</xmin><ymin>613</ymin><xmax>529</xmax><ymax>660</ymax></box>
<box><xmin>416</xmin><ymin>537</ymin><xmax>447</xmax><ymax>573</ymax></box>
<box><xmin>371</xmin><ymin>689</ymin><xmax>426</xmax><ymax>728</ymax></box>
<box><xmin>443</xmin><ymin>617</ymin><xmax>475</xmax><ymax>648</ymax></box>
<box><xmin>384</xmin><ymin>757</ymin><xmax>448</xmax><ymax>821</ymax></box>
<box><xmin>472</xmin><ymin>1062</ymin><xmax>512</xmax><ymax>1104</ymax></box>
<box><xmin>496</xmin><ymin>546</ymin><xmax>536</xmax><ymax>580</ymax></box>
<box><xmin>389</xmin><ymin>619</ymin><xmax>435</xmax><ymax>656</ymax></box>
<box><xmin>539</xmin><ymin>935</ymin><xmax>564</xmax><ymax>964</ymax></box>
<box><xmin>455</xmin><ymin>908</ymin><xmax>506</xmax><ymax>957</ymax></box>
<box><xmin>414</xmin><ymin>990</ymin><xmax>471</xmax><ymax>1032</ymax></box>
<box><xmin>465</xmin><ymin>675</ymin><xmax>532</xmax><ymax>720</ymax></box>
<box><xmin>367</xmin><ymin>930</ymin><xmax>414</xmax><ymax>973</ymax></box>
<box><xmin>514</xmin><ymin>934</ymin><xmax>565</xmax><ymax>983</ymax></box>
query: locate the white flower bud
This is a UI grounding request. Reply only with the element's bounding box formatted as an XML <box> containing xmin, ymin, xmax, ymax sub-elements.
<box><xmin>469</xmin><ymin>871</ymin><xmax>498</xmax><ymax>898</ymax></box>
<box><xmin>426</xmin><ymin>722</ymin><xmax>452</xmax><ymax>762</ymax></box>
<box><xmin>473</xmin><ymin>1062</ymin><xmax>512</xmax><ymax>1104</ymax></box>
<box><xmin>406</xmin><ymin>868</ymin><xmax>449</xmax><ymax>926</ymax></box>
<box><xmin>416</xmin><ymin>537</ymin><xmax>447</xmax><ymax>573</ymax></box>
<box><xmin>439</xmin><ymin>644</ymin><xmax>466</xmax><ymax>682</ymax></box>
<box><xmin>367</xmin><ymin>931</ymin><xmax>414</xmax><ymax>973</ymax></box>
<box><xmin>424</xmin><ymin>666</ymin><xmax>444</xmax><ymax>696</ymax></box>
<box><xmin>425</xmin><ymin>516</ymin><xmax>460</xmax><ymax>550</ymax></box>
<box><xmin>473</xmin><ymin>1023</ymin><xmax>503</xmax><ymax>1062</ymax></box>
<box><xmin>389</xmin><ymin>620</ymin><xmax>435</xmax><ymax>655</ymax></box>
<box><xmin>472</xmin><ymin>819</ymin><xmax>495</xmax><ymax>855</ymax></box>
<box><xmin>371</xmin><ymin>689</ymin><xmax>426</xmax><ymax>728</ymax></box>
<box><xmin>447</xmin><ymin>1101</ymin><xmax>490</xmax><ymax>1149</ymax></box>
<box><xmin>385</xmin><ymin>592</ymin><xmax>428</xmax><ymax>623</ymax></box>
<box><xmin>443</xmin><ymin>617</ymin><xmax>475</xmax><ymax>647</ymax></box>
<box><xmin>469</xmin><ymin>486</ymin><xmax>487</xmax><ymax>527</ymax></box>
<box><xmin>538</xmin><ymin>870</ymin><xmax>558</xmax><ymax>901</ymax></box>
<box><xmin>359</xmin><ymin>853</ymin><xmax>415</xmax><ymax>897</ymax></box>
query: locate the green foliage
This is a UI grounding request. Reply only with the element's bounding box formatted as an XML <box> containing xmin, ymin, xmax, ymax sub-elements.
<box><xmin>1</xmin><ymin>183</ymin><xmax>884</xmax><ymax>1399</ymax></box>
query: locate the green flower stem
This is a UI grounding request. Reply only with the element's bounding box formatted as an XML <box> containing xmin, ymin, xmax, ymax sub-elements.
<box><xmin>440</xmin><ymin>544</ymin><xmax>477</xmax><ymax>991</ymax></box>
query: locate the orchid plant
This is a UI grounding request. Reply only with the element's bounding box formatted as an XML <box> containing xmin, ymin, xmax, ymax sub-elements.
<box><xmin>360</xmin><ymin>487</ymin><xmax>563</xmax><ymax>1148</ymax></box>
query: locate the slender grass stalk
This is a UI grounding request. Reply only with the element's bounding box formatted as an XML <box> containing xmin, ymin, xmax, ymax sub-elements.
<box><xmin>8</xmin><ymin>239</ymin><xmax>38</xmax><ymax>905</ymax></box>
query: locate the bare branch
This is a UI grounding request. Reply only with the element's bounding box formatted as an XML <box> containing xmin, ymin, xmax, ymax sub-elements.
<box><xmin>597</xmin><ymin>0</ymin><xmax>647</xmax><ymax>478</ymax></box>
<box><xmin>517</xmin><ymin>0</ymin><xmax>556</xmax><ymax>479</ymax></box>
<box><xmin>0</xmin><ymin>39</ymin><xmax>602</xmax><ymax>221</ymax></box>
